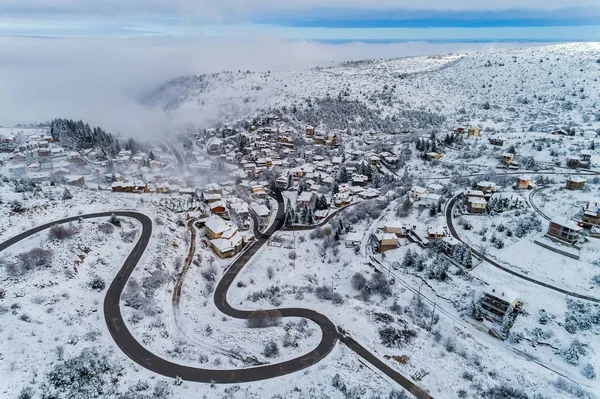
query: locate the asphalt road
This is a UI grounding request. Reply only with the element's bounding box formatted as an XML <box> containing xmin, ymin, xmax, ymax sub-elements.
<box><xmin>1</xmin><ymin>196</ymin><xmax>431</xmax><ymax>397</ymax></box>
<box><xmin>445</xmin><ymin>195</ymin><xmax>600</xmax><ymax>303</ymax></box>
<box><xmin>166</xmin><ymin>143</ymin><xmax>185</xmax><ymax>168</ymax></box>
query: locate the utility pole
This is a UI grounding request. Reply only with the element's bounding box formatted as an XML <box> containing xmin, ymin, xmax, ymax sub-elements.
<box><xmin>430</xmin><ymin>302</ymin><xmax>437</xmax><ymax>329</ymax></box>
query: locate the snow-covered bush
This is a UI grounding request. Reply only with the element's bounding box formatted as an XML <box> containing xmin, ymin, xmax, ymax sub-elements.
<box><xmin>62</xmin><ymin>188</ymin><xmax>73</xmax><ymax>200</ymax></box>
<box><xmin>98</xmin><ymin>223</ymin><xmax>115</xmax><ymax>234</ymax></box>
<box><xmin>48</xmin><ymin>224</ymin><xmax>77</xmax><ymax>240</ymax></box>
<box><xmin>378</xmin><ymin>326</ymin><xmax>417</xmax><ymax>348</ymax></box>
<box><xmin>7</xmin><ymin>247</ymin><xmax>53</xmax><ymax>277</ymax></box>
<box><xmin>10</xmin><ymin>199</ymin><xmax>26</xmax><ymax>213</ymax></box>
<box><xmin>88</xmin><ymin>276</ymin><xmax>106</xmax><ymax>291</ymax></box>
<box><xmin>42</xmin><ymin>348</ymin><xmax>122</xmax><ymax>398</ymax></box>
<box><xmin>200</xmin><ymin>265</ymin><xmax>218</xmax><ymax>282</ymax></box>
<box><xmin>553</xmin><ymin>377</ymin><xmax>587</xmax><ymax>398</ymax></box>
<box><xmin>246</xmin><ymin>309</ymin><xmax>282</xmax><ymax>328</ymax></box>
<box><xmin>315</xmin><ymin>285</ymin><xmax>344</xmax><ymax>304</ymax></box>
<box><xmin>562</xmin><ymin>339</ymin><xmax>588</xmax><ymax>365</ymax></box>
<box><xmin>109</xmin><ymin>213</ymin><xmax>121</xmax><ymax>226</ymax></box>
<box><xmin>262</xmin><ymin>340</ymin><xmax>280</xmax><ymax>358</ymax></box>
<box><xmin>121</xmin><ymin>230</ymin><xmax>138</xmax><ymax>243</ymax></box>
<box><xmin>581</xmin><ymin>364</ymin><xmax>596</xmax><ymax>380</ymax></box>
<box><xmin>563</xmin><ymin>298</ymin><xmax>600</xmax><ymax>334</ymax></box>
<box><xmin>483</xmin><ymin>384</ymin><xmax>528</xmax><ymax>399</ymax></box>
<box><xmin>351</xmin><ymin>272</ymin><xmax>367</xmax><ymax>290</ymax></box>
<box><xmin>142</xmin><ymin>269</ymin><xmax>168</xmax><ymax>296</ymax></box>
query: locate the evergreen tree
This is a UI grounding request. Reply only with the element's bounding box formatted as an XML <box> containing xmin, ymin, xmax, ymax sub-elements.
<box><xmin>62</xmin><ymin>188</ymin><xmax>73</xmax><ymax>200</ymax></box>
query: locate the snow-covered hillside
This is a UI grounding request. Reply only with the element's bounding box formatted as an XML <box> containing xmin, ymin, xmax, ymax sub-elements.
<box><xmin>143</xmin><ymin>43</ymin><xmax>600</xmax><ymax>133</ymax></box>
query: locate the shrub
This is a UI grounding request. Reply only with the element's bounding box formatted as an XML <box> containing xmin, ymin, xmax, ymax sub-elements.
<box><xmin>62</xmin><ymin>188</ymin><xmax>73</xmax><ymax>200</ymax></box>
<box><xmin>18</xmin><ymin>387</ymin><xmax>34</xmax><ymax>399</ymax></box>
<box><xmin>553</xmin><ymin>378</ymin><xmax>587</xmax><ymax>398</ymax></box>
<box><xmin>262</xmin><ymin>340</ymin><xmax>279</xmax><ymax>358</ymax></box>
<box><xmin>444</xmin><ymin>337</ymin><xmax>456</xmax><ymax>352</ymax></box>
<box><xmin>315</xmin><ymin>285</ymin><xmax>344</xmax><ymax>304</ymax></box>
<box><xmin>288</xmin><ymin>251</ymin><xmax>297</xmax><ymax>260</ymax></box>
<box><xmin>267</xmin><ymin>266</ymin><xmax>275</xmax><ymax>279</ymax></box>
<box><xmin>351</xmin><ymin>272</ymin><xmax>367</xmax><ymax>290</ymax></box>
<box><xmin>200</xmin><ymin>265</ymin><xmax>218</xmax><ymax>282</ymax></box>
<box><xmin>8</xmin><ymin>248</ymin><xmax>53</xmax><ymax>277</ymax></box>
<box><xmin>332</xmin><ymin>373</ymin><xmax>346</xmax><ymax>392</ymax></box>
<box><xmin>48</xmin><ymin>224</ymin><xmax>77</xmax><ymax>240</ymax></box>
<box><xmin>581</xmin><ymin>364</ymin><xmax>596</xmax><ymax>380</ymax></box>
<box><xmin>562</xmin><ymin>339</ymin><xmax>587</xmax><ymax>365</ymax></box>
<box><xmin>10</xmin><ymin>200</ymin><xmax>25</xmax><ymax>213</ymax></box>
<box><xmin>89</xmin><ymin>276</ymin><xmax>106</xmax><ymax>291</ymax></box>
<box><xmin>109</xmin><ymin>213</ymin><xmax>121</xmax><ymax>226</ymax></box>
<box><xmin>369</xmin><ymin>273</ymin><xmax>392</xmax><ymax>298</ymax></box>
<box><xmin>246</xmin><ymin>310</ymin><xmax>281</xmax><ymax>328</ymax></box>
<box><xmin>378</xmin><ymin>326</ymin><xmax>417</xmax><ymax>348</ymax></box>
<box><xmin>98</xmin><ymin>223</ymin><xmax>115</xmax><ymax>234</ymax></box>
<box><xmin>483</xmin><ymin>384</ymin><xmax>529</xmax><ymax>399</ymax></box>
<box><xmin>121</xmin><ymin>230</ymin><xmax>137</xmax><ymax>243</ymax></box>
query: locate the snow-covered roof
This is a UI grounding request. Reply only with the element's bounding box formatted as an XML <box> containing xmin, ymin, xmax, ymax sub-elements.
<box><xmin>442</xmin><ymin>236</ymin><xmax>459</xmax><ymax>246</ymax></box>
<box><xmin>428</xmin><ymin>225</ymin><xmax>445</xmax><ymax>235</ymax></box>
<box><xmin>346</xmin><ymin>231</ymin><xmax>365</xmax><ymax>242</ymax></box>
<box><xmin>468</xmin><ymin>197</ymin><xmax>487</xmax><ymax>205</ymax></box>
<box><xmin>484</xmin><ymin>285</ymin><xmax>519</xmax><ymax>305</ymax></box>
<box><xmin>567</xmin><ymin>177</ymin><xmax>586</xmax><ymax>183</ymax></box>
<box><xmin>205</xmin><ymin>216</ymin><xmax>235</xmax><ymax>235</ymax></box>
<box><xmin>297</xmin><ymin>191</ymin><xmax>314</xmax><ymax>203</ymax></box>
<box><xmin>411</xmin><ymin>186</ymin><xmax>428</xmax><ymax>194</ymax></box>
<box><xmin>518</xmin><ymin>175</ymin><xmax>532</xmax><ymax>181</ymax></box>
<box><xmin>376</xmin><ymin>233</ymin><xmax>398</xmax><ymax>241</ymax></box>
<box><xmin>210</xmin><ymin>200</ymin><xmax>226</xmax><ymax>210</ymax></box>
<box><xmin>251</xmin><ymin>204</ymin><xmax>270</xmax><ymax>217</ymax></box>
<box><xmin>550</xmin><ymin>217</ymin><xmax>582</xmax><ymax>232</ymax></box>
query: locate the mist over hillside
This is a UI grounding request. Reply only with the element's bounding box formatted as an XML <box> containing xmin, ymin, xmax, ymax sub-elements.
<box><xmin>143</xmin><ymin>42</ymin><xmax>600</xmax><ymax>134</ymax></box>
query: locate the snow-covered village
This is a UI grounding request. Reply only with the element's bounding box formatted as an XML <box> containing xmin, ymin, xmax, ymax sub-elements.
<box><xmin>2</xmin><ymin>41</ymin><xmax>600</xmax><ymax>399</ymax></box>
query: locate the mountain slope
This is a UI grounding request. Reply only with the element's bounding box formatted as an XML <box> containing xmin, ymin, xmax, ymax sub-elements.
<box><xmin>143</xmin><ymin>43</ymin><xmax>600</xmax><ymax>133</ymax></box>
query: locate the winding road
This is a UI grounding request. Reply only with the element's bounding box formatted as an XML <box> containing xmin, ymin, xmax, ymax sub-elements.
<box><xmin>445</xmin><ymin>195</ymin><xmax>600</xmax><ymax>303</ymax></box>
<box><xmin>1</xmin><ymin>192</ymin><xmax>431</xmax><ymax>398</ymax></box>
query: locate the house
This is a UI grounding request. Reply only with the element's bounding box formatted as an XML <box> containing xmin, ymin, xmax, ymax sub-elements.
<box><xmin>517</xmin><ymin>175</ymin><xmax>531</xmax><ymax>190</ymax></box>
<box><xmin>205</xmin><ymin>217</ymin><xmax>237</xmax><ymax>240</ymax></box>
<box><xmin>375</xmin><ymin>233</ymin><xmax>399</xmax><ymax>253</ymax></box>
<box><xmin>251</xmin><ymin>185</ymin><xmax>266</xmax><ymax>197</ymax></box>
<box><xmin>552</xmin><ymin>129</ymin><xmax>568</xmax><ymax>135</ymax></box>
<box><xmin>204</xmin><ymin>193</ymin><xmax>222</xmax><ymax>203</ymax></box>
<box><xmin>156</xmin><ymin>182</ymin><xmax>171</xmax><ymax>193</ymax></box>
<box><xmin>580</xmin><ymin>150</ymin><xmax>592</xmax><ymax>168</ymax></box>
<box><xmin>427</xmin><ymin>225</ymin><xmax>445</xmax><ymax>240</ymax></box>
<box><xmin>65</xmin><ymin>175</ymin><xmax>85</xmax><ymax>188</ymax></box>
<box><xmin>384</xmin><ymin>221</ymin><xmax>405</xmax><ymax>236</ymax></box>
<box><xmin>580</xmin><ymin>204</ymin><xmax>600</xmax><ymax>228</ymax></box>
<box><xmin>210</xmin><ymin>201</ymin><xmax>227</xmax><ymax>216</ymax></box>
<box><xmin>352</xmin><ymin>174</ymin><xmax>369</xmax><ymax>186</ymax></box>
<box><xmin>134</xmin><ymin>182</ymin><xmax>149</xmax><ymax>193</ymax></box>
<box><xmin>358</xmin><ymin>189</ymin><xmax>379</xmax><ymax>200</ymax></box>
<box><xmin>468</xmin><ymin>127</ymin><xmax>481</xmax><ymax>137</ymax></box>
<box><xmin>345</xmin><ymin>231</ymin><xmax>365</xmax><ymax>248</ymax></box>
<box><xmin>500</xmin><ymin>153</ymin><xmax>514</xmax><ymax>165</ymax></box>
<box><xmin>410</xmin><ymin>186</ymin><xmax>428</xmax><ymax>200</ymax></box>
<box><xmin>441</xmin><ymin>236</ymin><xmax>460</xmax><ymax>256</ymax></box>
<box><xmin>369</xmin><ymin>156</ymin><xmax>381</xmax><ymax>167</ymax></box>
<box><xmin>305</xmin><ymin>126</ymin><xmax>315</xmax><ymax>137</ymax></box>
<box><xmin>37</xmin><ymin>148</ymin><xmax>51</xmax><ymax>158</ymax></box>
<box><xmin>546</xmin><ymin>218</ymin><xmax>582</xmax><ymax>245</ymax></box>
<box><xmin>9</xmin><ymin>152</ymin><xmax>26</xmax><ymax>161</ymax></box>
<box><xmin>468</xmin><ymin>197</ymin><xmax>487</xmax><ymax>214</ymax></box>
<box><xmin>565</xmin><ymin>177</ymin><xmax>586</xmax><ymax>191</ymax></box>
<box><xmin>480</xmin><ymin>286</ymin><xmax>519</xmax><ymax>324</ymax></box>
<box><xmin>333</xmin><ymin>192</ymin><xmax>352</xmax><ymax>207</ymax></box>
<box><xmin>488</xmin><ymin>137</ymin><xmax>506</xmax><ymax>146</ymax></box>
<box><xmin>275</xmin><ymin>175</ymin><xmax>289</xmax><ymax>189</ymax></box>
<box><xmin>453</xmin><ymin>127</ymin><xmax>466</xmax><ymax>134</ymax></box>
<box><xmin>465</xmin><ymin>190</ymin><xmax>485</xmax><ymax>202</ymax></box>
<box><xmin>476</xmin><ymin>181</ymin><xmax>496</xmax><ymax>194</ymax></box>
<box><xmin>425</xmin><ymin>152</ymin><xmax>443</xmax><ymax>161</ymax></box>
<box><xmin>566</xmin><ymin>156</ymin><xmax>581</xmax><ymax>169</ymax></box>
<box><xmin>251</xmin><ymin>203</ymin><xmax>270</xmax><ymax>228</ymax></box>
<box><xmin>27</xmin><ymin>162</ymin><xmax>40</xmax><ymax>172</ymax></box>
<box><xmin>297</xmin><ymin>191</ymin><xmax>315</xmax><ymax>206</ymax></box>
<box><xmin>112</xmin><ymin>181</ymin><xmax>135</xmax><ymax>192</ymax></box>
<box><xmin>210</xmin><ymin>230</ymin><xmax>245</xmax><ymax>259</ymax></box>
<box><xmin>207</xmin><ymin>138</ymin><xmax>223</xmax><ymax>155</ymax></box>
<box><xmin>314</xmin><ymin>209</ymin><xmax>330</xmax><ymax>221</ymax></box>
<box><xmin>205</xmin><ymin>183</ymin><xmax>222</xmax><ymax>194</ymax></box>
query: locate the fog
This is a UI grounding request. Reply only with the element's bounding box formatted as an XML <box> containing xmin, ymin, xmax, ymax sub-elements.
<box><xmin>0</xmin><ymin>36</ymin><xmax>538</xmax><ymax>139</ymax></box>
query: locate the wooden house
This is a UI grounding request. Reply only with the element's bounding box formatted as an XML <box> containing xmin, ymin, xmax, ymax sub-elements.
<box><xmin>468</xmin><ymin>127</ymin><xmax>481</xmax><ymax>137</ymax></box>
<box><xmin>581</xmin><ymin>204</ymin><xmax>600</xmax><ymax>228</ymax></box>
<box><xmin>467</xmin><ymin>197</ymin><xmax>487</xmax><ymax>214</ymax></box>
<box><xmin>375</xmin><ymin>233</ymin><xmax>399</xmax><ymax>253</ymax></box>
<box><xmin>488</xmin><ymin>137</ymin><xmax>505</xmax><ymax>146</ymax></box>
<box><xmin>517</xmin><ymin>175</ymin><xmax>531</xmax><ymax>190</ymax></box>
<box><xmin>425</xmin><ymin>152</ymin><xmax>442</xmax><ymax>161</ymax></box>
<box><xmin>546</xmin><ymin>218</ymin><xmax>581</xmax><ymax>245</ymax></box>
<box><xmin>565</xmin><ymin>177</ymin><xmax>586</xmax><ymax>191</ymax></box>
<box><xmin>427</xmin><ymin>225</ymin><xmax>445</xmax><ymax>240</ymax></box>
<box><xmin>566</xmin><ymin>156</ymin><xmax>581</xmax><ymax>169</ymax></box>
<box><xmin>480</xmin><ymin>286</ymin><xmax>519</xmax><ymax>324</ymax></box>
<box><xmin>500</xmin><ymin>153</ymin><xmax>514</xmax><ymax>165</ymax></box>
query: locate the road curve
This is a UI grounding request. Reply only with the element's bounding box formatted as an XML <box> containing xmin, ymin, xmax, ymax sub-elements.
<box><xmin>446</xmin><ymin>195</ymin><xmax>600</xmax><ymax>303</ymax></box>
<box><xmin>1</xmin><ymin>198</ymin><xmax>431</xmax><ymax>397</ymax></box>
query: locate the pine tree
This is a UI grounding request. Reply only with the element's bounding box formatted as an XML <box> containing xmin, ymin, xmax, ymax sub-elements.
<box><xmin>62</xmin><ymin>188</ymin><xmax>73</xmax><ymax>200</ymax></box>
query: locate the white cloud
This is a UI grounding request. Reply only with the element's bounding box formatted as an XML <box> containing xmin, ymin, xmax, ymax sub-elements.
<box><xmin>0</xmin><ymin>36</ymin><xmax>544</xmax><ymax>139</ymax></box>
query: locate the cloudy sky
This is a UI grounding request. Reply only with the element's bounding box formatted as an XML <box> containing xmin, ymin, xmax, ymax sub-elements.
<box><xmin>1</xmin><ymin>0</ymin><xmax>599</xmax><ymax>40</ymax></box>
<box><xmin>0</xmin><ymin>1</ymin><xmax>598</xmax><ymax>137</ymax></box>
